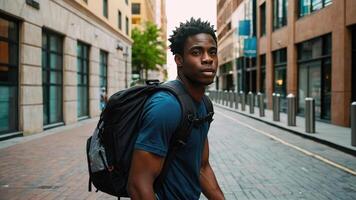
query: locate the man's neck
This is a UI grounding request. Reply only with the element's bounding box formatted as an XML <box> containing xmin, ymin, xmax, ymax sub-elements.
<box><xmin>176</xmin><ymin>76</ymin><xmax>205</xmax><ymax>102</ymax></box>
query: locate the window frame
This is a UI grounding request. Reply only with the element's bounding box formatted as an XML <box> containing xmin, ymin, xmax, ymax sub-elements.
<box><xmin>273</xmin><ymin>0</ymin><xmax>288</xmax><ymax>30</ymax></box>
<box><xmin>42</xmin><ymin>29</ymin><xmax>64</xmax><ymax>127</ymax></box>
<box><xmin>77</xmin><ymin>41</ymin><xmax>90</xmax><ymax>119</ymax></box>
<box><xmin>103</xmin><ymin>0</ymin><xmax>108</xmax><ymax>18</ymax></box>
<box><xmin>0</xmin><ymin>15</ymin><xmax>19</xmax><ymax>134</ymax></box>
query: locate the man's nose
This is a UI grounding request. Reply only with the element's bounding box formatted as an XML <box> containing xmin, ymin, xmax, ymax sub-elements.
<box><xmin>202</xmin><ymin>52</ymin><xmax>213</xmax><ymax>64</ymax></box>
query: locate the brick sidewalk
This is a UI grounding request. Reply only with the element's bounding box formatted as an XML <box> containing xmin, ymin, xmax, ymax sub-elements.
<box><xmin>0</xmin><ymin>121</ymin><xmax>115</xmax><ymax>200</ymax></box>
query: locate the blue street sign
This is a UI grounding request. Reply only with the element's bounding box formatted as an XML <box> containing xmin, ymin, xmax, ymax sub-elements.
<box><xmin>238</xmin><ymin>20</ymin><xmax>250</xmax><ymax>36</ymax></box>
<box><xmin>244</xmin><ymin>37</ymin><xmax>257</xmax><ymax>58</ymax></box>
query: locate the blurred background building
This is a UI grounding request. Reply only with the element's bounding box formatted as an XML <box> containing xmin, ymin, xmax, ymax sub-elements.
<box><xmin>216</xmin><ymin>0</ymin><xmax>356</xmax><ymax>127</ymax></box>
<box><xmin>131</xmin><ymin>0</ymin><xmax>167</xmax><ymax>82</ymax></box>
<box><xmin>0</xmin><ymin>0</ymin><xmax>132</xmax><ymax>139</ymax></box>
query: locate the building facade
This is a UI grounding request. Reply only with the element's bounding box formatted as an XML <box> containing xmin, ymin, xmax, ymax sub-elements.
<box><xmin>0</xmin><ymin>0</ymin><xmax>132</xmax><ymax>139</ymax></box>
<box><xmin>217</xmin><ymin>0</ymin><xmax>356</xmax><ymax>127</ymax></box>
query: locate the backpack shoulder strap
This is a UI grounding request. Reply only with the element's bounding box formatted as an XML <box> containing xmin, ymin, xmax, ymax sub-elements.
<box><xmin>202</xmin><ymin>95</ymin><xmax>214</xmax><ymax>126</ymax></box>
<box><xmin>153</xmin><ymin>80</ymin><xmax>197</xmax><ymax>190</ymax></box>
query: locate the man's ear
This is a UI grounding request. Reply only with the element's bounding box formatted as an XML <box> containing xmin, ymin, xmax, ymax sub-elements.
<box><xmin>174</xmin><ymin>54</ymin><xmax>183</xmax><ymax>68</ymax></box>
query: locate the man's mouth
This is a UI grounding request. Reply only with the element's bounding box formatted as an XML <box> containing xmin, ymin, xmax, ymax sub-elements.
<box><xmin>201</xmin><ymin>69</ymin><xmax>216</xmax><ymax>76</ymax></box>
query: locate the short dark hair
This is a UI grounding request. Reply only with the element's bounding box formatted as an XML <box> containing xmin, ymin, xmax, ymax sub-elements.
<box><xmin>169</xmin><ymin>18</ymin><xmax>217</xmax><ymax>55</ymax></box>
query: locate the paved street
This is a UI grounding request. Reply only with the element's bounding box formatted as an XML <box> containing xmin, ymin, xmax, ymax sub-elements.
<box><xmin>0</xmin><ymin>106</ymin><xmax>356</xmax><ymax>200</ymax></box>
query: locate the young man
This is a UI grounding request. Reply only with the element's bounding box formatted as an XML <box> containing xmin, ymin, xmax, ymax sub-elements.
<box><xmin>128</xmin><ymin>18</ymin><xmax>224</xmax><ymax>200</ymax></box>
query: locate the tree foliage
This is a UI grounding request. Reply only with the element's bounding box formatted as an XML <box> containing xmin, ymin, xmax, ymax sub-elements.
<box><xmin>132</xmin><ymin>22</ymin><xmax>166</xmax><ymax>79</ymax></box>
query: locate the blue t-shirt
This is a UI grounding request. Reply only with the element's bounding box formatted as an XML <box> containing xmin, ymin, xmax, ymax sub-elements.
<box><xmin>135</xmin><ymin>86</ymin><xmax>209</xmax><ymax>200</ymax></box>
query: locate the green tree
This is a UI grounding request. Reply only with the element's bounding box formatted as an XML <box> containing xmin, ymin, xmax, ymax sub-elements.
<box><xmin>132</xmin><ymin>22</ymin><xmax>166</xmax><ymax>80</ymax></box>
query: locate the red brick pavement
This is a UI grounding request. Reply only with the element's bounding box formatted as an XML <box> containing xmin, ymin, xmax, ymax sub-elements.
<box><xmin>0</xmin><ymin>121</ymin><xmax>118</xmax><ymax>200</ymax></box>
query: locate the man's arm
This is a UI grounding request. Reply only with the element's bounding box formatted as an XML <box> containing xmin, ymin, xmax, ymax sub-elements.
<box><xmin>127</xmin><ymin>149</ymin><xmax>164</xmax><ymax>200</ymax></box>
<box><xmin>200</xmin><ymin>139</ymin><xmax>225</xmax><ymax>200</ymax></box>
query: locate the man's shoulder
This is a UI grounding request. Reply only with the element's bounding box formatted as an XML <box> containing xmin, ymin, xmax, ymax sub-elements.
<box><xmin>144</xmin><ymin>90</ymin><xmax>181</xmax><ymax>117</ymax></box>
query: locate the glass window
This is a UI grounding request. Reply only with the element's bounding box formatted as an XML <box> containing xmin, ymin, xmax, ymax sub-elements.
<box><xmin>103</xmin><ymin>0</ymin><xmax>108</xmax><ymax>18</ymax></box>
<box><xmin>299</xmin><ymin>0</ymin><xmax>332</xmax><ymax>17</ymax></box>
<box><xmin>77</xmin><ymin>42</ymin><xmax>90</xmax><ymax>118</ymax></box>
<box><xmin>126</xmin><ymin>17</ymin><xmax>129</xmax><ymax>35</ymax></box>
<box><xmin>0</xmin><ymin>16</ymin><xmax>18</xmax><ymax>134</ymax></box>
<box><xmin>273</xmin><ymin>0</ymin><xmax>288</xmax><ymax>30</ymax></box>
<box><xmin>42</xmin><ymin>30</ymin><xmax>63</xmax><ymax>126</ymax></box>
<box><xmin>260</xmin><ymin>54</ymin><xmax>266</xmax><ymax>93</ymax></box>
<box><xmin>99</xmin><ymin>50</ymin><xmax>108</xmax><ymax>90</ymax></box>
<box><xmin>260</xmin><ymin>3</ymin><xmax>266</xmax><ymax>36</ymax></box>
<box><xmin>118</xmin><ymin>10</ymin><xmax>122</xmax><ymax>30</ymax></box>
<box><xmin>273</xmin><ymin>48</ymin><xmax>287</xmax><ymax>112</ymax></box>
<box><xmin>132</xmin><ymin>3</ymin><xmax>141</xmax><ymax>14</ymax></box>
<box><xmin>297</xmin><ymin>34</ymin><xmax>331</xmax><ymax>120</ymax></box>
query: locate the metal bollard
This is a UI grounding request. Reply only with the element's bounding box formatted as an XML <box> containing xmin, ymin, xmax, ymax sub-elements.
<box><xmin>351</xmin><ymin>102</ymin><xmax>356</xmax><ymax>146</ymax></box>
<box><xmin>224</xmin><ymin>91</ymin><xmax>229</xmax><ymax>106</ymax></box>
<box><xmin>273</xmin><ymin>93</ymin><xmax>280</xmax><ymax>121</ymax></box>
<box><xmin>257</xmin><ymin>92</ymin><xmax>265</xmax><ymax>117</ymax></box>
<box><xmin>248</xmin><ymin>91</ymin><xmax>254</xmax><ymax>114</ymax></box>
<box><xmin>287</xmin><ymin>94</ymin><xmax>296</xmax><ymax>126</ymax></box>
<box><xmin>229</xmin><ymin>91</ymin><xmax>234</xmax><ymax>108</ymax></box>
<box><xmin>305</xmin><ymin>97</ymin><xmax>315</xmax><ymax>133</ymax></box>
<box><xmin>240</xmin><ymin>91</ymin><xmax>246</xmax><ymax>111</ymax></box>
<box><xmin>234</xmin><ymin>92</ymin><xmax>239</xmax><ymax>109</ymax></box>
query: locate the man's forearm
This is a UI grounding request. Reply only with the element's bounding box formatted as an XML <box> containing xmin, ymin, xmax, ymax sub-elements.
<box><xmin>128</xmin><ymin>181</ymin><xmax>156</xmax><ymax>200</ymax></box>
<box><xmin>200</xmin><ymin>163</ymin><xmax>225</xmax><ymax>200</ymax></box>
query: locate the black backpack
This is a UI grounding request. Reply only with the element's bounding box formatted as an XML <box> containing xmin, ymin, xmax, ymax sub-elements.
<box><xmin>86</xmin><ymin>80</ymin><xmax>214</xmax><ymax>197</ymax></box>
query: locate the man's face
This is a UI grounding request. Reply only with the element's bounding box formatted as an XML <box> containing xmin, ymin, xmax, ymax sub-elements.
<box><xmin>176</xmin><ymin>33</ymin><xmax>218</xmax><ymax>86</ymax></box>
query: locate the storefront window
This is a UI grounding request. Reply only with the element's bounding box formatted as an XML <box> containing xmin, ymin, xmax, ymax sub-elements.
<box><xmin>42</xmin><ymin>30</ymin><xmax>63</xmax><ymax>126</ymax></box>
<box><xmin>298</xmin><ymin>34</ymin><xmax>331</xmax><ymax>120</ymax></box>
<box><xmin>0</xmin><ymin>16</ymin><xmax>18</xmax><ymax>134</ymax></box>
<box><xmin>260</xmin><ymin>54</ymin><xmax>266</xmax><ymax>94</ymax></box>
<box><xmin>273</xmin><ymin>48</ymin><xmax>287</xmax><ymax>112</ymax></box>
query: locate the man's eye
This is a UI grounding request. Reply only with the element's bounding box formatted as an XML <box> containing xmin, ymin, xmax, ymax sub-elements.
<box><xmin>209</xmin><ymin>50</ymin><xmax>217</xmax><ymax>55</ymax></box>
<box><xmin>191</xmin><ymin>50</ymin><xmax>201</xmax><ymax>55</ymax></box>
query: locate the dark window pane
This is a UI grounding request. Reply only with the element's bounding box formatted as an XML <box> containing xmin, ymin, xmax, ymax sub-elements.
<box><xmin>0</xmin><ymin>41</ymin><xmax>9</xmax><ymax>64</ymax></box>
<box><xmin>0</xmin><ymin>85</ymin><xmax>18</xmax><ymax>132</ymax></box>
<box><xmin>323</xmin><ymin>34</ymin><xmax>332</xmax><ymax>55</ymax></box>
<box><xmin>322</xmin><ymin>58</ymin><xmax>331</xmax><ymax>120</ymax></box>
<box><xmin>132</xmin><ymin>3</ymin><xmax>141</xmax><ymax>14</ymax></box>
<box><xmin>42</xmin><ymin>30</ymin><xmax>63</xmax><ymax>126</ymax></box>
<box><xmin>103</xmin><ymin>0</ymin><xmax>108</xmax><ymax>18</ymax></box>
<box><xmin>77</xmin><ymin>44</ymin><xmax>82</xmax><ymax>58</ymax></box>
<box><xmin>50</xmin><ymin>35</ymin><xmax>60</xmax><ymax>52</ymax></box>
<box><xmin>126</xmin><ymin>17</ymin><xmax>129</xmax><ymax>35</ymax></box>
<box><xmin>9</xmin><ymin>44</ymin><xmax>18</xmax><ymax>66</ymax></box>
<box><xmin>49</xmin><ymin>85</ymin><xmax>62</xmax><ymax>124</ymax></box>
<box><xmin>118</xmin><ymin>10</ymin><xmax>122</xmax><ymax>30</ymax></box>
<box><xmin>42</xmin><ymin>50</ymin><xmax>47</xmax><ymax>68</ymax></box>
<box><xmin>0</xmin><ymin>65</ymin><xmax>9</xmax><ymax>82</ymax></box>
<box><xmin>0</xmin><ymin>18</ymin><xmax>9</xmax><ymax>38</ymax></box>
<box><xmin>42</xmin><ymin>69</ymin><xmax>47</xmax><ymax>84</ymax></box>
<box><xmin>50</xmin><ymin>71</ymin><xmax>62</xmax><ymax>84</ymax></box>
<box><xmin>50</xmin><ymin>53</ymin><xmax>60</xmax><ymax>69</ymax></box>
<box><xmin>42</xmin><ymin>33</ymin><xmax>47</xmax><ymax>48</ymax></box>
<box><xmin>8</xmin><ymin>20</ymin><xmax>18</xmax><ymax>42</ymax></box>
<box><xmin>260</xmin><ymin>3</ymin><xmax>266</xmax><ymax>36</ymax></box>
<box><xmin>83</xmin><ymin>60</ymin><xmax>88</xmax><ymax>73</ymax></box>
